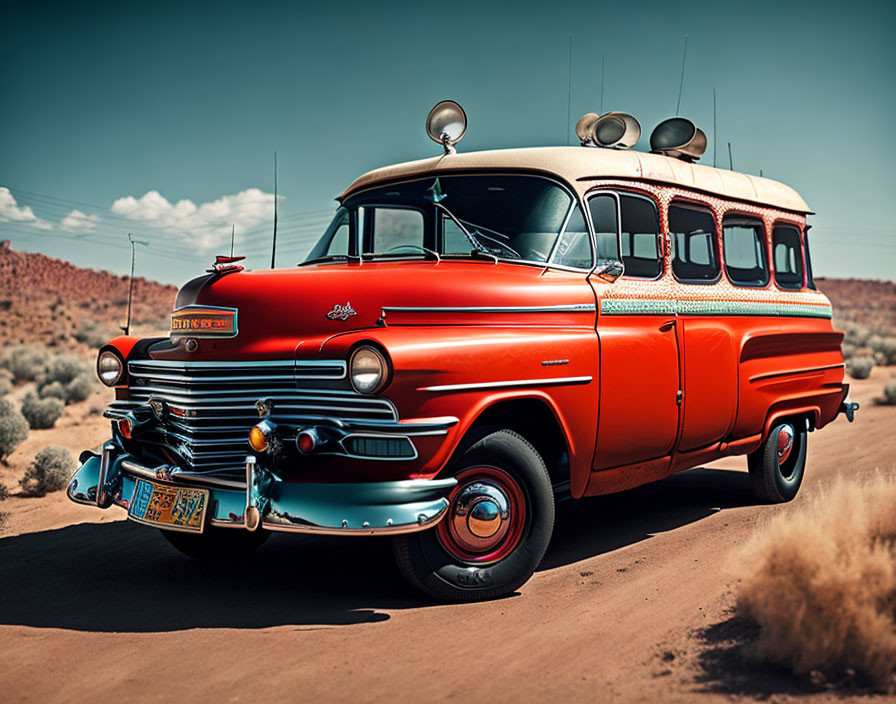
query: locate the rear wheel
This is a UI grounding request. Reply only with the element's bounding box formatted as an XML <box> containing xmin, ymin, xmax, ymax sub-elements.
<box><xmin>748</xmin><ymin>420</ymin><xmax>807</xmax><ymax>503</ymax></box>
<box><xmin>393</xmin><ymin>429</ymin><xmax>554</xmax><ymax>601</ymax></box>
<box><xmin>160</xmin><ymin>525</ymin><xmax>270</xmax><ymax>560</ymax></box>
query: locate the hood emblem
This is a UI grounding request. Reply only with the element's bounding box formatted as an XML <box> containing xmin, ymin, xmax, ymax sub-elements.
<box><xmin>149</xmin><ymin>397</ymin><xmax>168</xmax><ymax>421</ymax></box>
<box><xmin>326</xmin><ymin>302</ymin><xmax>357</xmax><ymax>321</ymax></box>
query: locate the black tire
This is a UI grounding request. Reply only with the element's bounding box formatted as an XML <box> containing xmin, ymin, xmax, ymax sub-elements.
<box><xmin>160</xmin><ymin>525</ymin><xmax>270</xmax><ymax>560</ymax></box>
<box><xmin>748</xmin><ymin>420</ymin><xmax>807</xmax><ymax>503</ymax></box>
<box><xmin>392</xmin><ymin>429</ymin><xmax>554</xmax><ymax>601</ymax></box>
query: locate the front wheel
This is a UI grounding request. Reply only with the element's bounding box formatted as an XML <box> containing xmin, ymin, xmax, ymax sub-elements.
<box><xmin>747</xmin><ymin>420</ymin><xmax>807</xmax><ymax>503</ymax></box>
<box><xmin>160</xmin><ymin>525</ymin><xmax>270</xmax><ymax>560</ymax></box>
<box><xmin>393</xmin><ymin>429</ymin><xmax>554</xmax><ymax>601</ymax></box>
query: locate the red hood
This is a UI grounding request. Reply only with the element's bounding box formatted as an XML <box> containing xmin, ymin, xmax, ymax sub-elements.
<box><xmin>170</xmin><ymin>260</ymin><xmax>594</xmax><ymax>359</ymax></box>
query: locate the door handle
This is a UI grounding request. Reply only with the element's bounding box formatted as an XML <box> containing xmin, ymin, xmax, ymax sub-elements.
<box><xmin>659</xmin><ymin>320</ymin><xmax>677</xmax><ymax>332</ymax></box>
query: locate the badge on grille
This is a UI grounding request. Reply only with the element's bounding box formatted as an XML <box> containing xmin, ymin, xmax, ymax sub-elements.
<box><xmin>326</xmin><ymin>302</ymin><xmax>357</xmax><ymax>321</ymax></box>
<box><xmin>149</xmin><ymin>398</ymin><xmax>167</xmax><ymax>421</ymax></box>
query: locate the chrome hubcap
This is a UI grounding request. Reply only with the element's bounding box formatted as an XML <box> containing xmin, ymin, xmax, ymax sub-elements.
<box><xmin>777</xmin><ymin>424</ymin><xmax>795</xmax><ymax>464</ymax></box>
<box><xmin>450</xmin><ymin>481</ymin><xmax>511</xmax><ymax>552</ymax></box>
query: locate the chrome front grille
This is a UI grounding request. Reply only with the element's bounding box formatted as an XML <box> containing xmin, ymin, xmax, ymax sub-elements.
<box><xmin>106</xmin><ymin>359</ymin><xmax>397</xmax><ymax>473</ymax></box>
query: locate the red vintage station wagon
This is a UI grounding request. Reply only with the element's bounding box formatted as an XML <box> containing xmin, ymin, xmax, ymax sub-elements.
<box><xmin>68</xmin><ymin>102</ymin><xmax>858</xmax><ymax>600</ymax></box>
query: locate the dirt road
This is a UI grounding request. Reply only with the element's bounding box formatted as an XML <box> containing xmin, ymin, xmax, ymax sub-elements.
<box><xmin>1</xmin><ymin>370</ymin><xmax>894</xmax><ymax>703</ymax></box>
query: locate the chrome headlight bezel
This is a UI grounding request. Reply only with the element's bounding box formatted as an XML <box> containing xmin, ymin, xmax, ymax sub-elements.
<box><xmin>349</xmin><ymin>345</ymin><xmax>390</xmax><ymax>395</ymax></box>
<box><xmin>97</xmin><ymin>350</ymin><xmax>124</xmax><ymax>387</ymax></box>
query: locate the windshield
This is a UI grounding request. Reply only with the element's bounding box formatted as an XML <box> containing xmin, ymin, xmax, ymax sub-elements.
<box><xmin>305</xmin><ymin>174</ymin><xmax>593</xmax><ymax>269</ymax></box>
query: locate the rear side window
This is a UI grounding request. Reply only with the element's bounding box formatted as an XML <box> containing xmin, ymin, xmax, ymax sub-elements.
<box><xmin>619</xmin><ymin>195</ymin><xmax>661</xmax><ymax>278</ymax></box>
<box><xmin>588</xmin><ymin>193</ymin><xmax>620</xmax><ymax>264</ymax></box>
<box><xmin>722</xmin><ymin>217</ymin><xmax>769</xmax><ymax>286</ymax></box>
<box><xmin>669</xmin><ymin>203</ymin><xmax>719</xmax><ymax>282</ymax></box>
<box><xmin>772</xmin><ymin>224</ymin><xmax>804</xmax><ymax>289</ymax></box>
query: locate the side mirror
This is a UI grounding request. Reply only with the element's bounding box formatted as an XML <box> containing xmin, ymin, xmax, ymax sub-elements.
<box><xmin>596</xmin><ymin>260</ymin><xmax>624</xmax><ymax>282</ymax></box>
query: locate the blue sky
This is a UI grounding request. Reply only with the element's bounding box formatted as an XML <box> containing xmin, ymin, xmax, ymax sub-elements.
<box><xmin>1</xmin><ymin>0</ymin><xmax>894</xmax><ymax>284</ymax></box>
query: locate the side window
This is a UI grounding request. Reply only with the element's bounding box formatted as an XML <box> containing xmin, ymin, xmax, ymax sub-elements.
<box><xmin>619</xmin><ymin>195</ymin><xmax>661</xmax><ymax>278</ymax></box>
<box><xmin>772</xmin><ymin>224</ymin><xmax>804</xmax><ymax>289</ymax></box>
<box><xmin>587</xmin><ymin>193</ymin><xmax>620</xmax><ymax>263</ymax></box>
<box><xmin>551</xmin><ymin>205</ymin><xmax>593</xmax><ymax>269</ymax></box>
<box><xmin>307</xmin><ymin>207</ymin><xmax>352</xmax><ymax>260</ymax></box>
<box><xmin>722</xmin><ymin>217</ymin><xmax>769</xmax><ymax>286</ymax></box>
<box><xmin>669</xmin><ymin>203</ymin><xmax>719</xmax><ymax>282</ymax></box>
<box><xmin>363</xmin><ymin>207</ymin><xmax>424</xmax><ymax>254</ymax></box>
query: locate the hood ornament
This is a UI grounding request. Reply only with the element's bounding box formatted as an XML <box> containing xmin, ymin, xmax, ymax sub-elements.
<box><xmin>326</xmin><ymin>302</ymin><xmax>357</xmax><ymax>321</ymax></box>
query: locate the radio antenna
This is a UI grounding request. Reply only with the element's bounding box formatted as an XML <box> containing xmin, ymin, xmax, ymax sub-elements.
<box><xmin>675</xmin><ymin>34</ymin><xmax>688</xmax><ymax>115</ymax></box>
<box><xmin>566</xmin><ymin>35</ymin><xmax>573</xmax><ymax>145</ymax></box>
<box><xmin>270</xmin><ymin>152</ymin><xmax>278</xmax><ymax>268</ymax></box>
<box><xmin>600</xmin><ymin>53</ymin><xmax>605</xmax><ymax>114</ymax></box>
<box><xmin>230</xmin><ymin>224</ymin><xmax>235</xmax><ymax>258</ymax></box>
<box><xmin>712</xmin><ymin>87</ymin><xmax>717</xmax><ymax>168</ymax></box>
<box><xmin>728</xmin><ymin>142</ymin><xmax>734</xmax><ymax>171</ymax></box>
<box><xmin>122</xmin><ymin>233</ymin><xmax>149</xmax><ymax>336</ymax></box>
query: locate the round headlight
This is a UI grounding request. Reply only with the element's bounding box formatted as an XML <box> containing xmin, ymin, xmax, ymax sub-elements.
<box><xmin>350</xmin><ymin>346</ymin><xmax>389</xmax><ymax>394</ymax></box>
<box><xmin>97</xmin><ymin>351</ymin><xmax>124</xmax><ymax>386</ymax></box>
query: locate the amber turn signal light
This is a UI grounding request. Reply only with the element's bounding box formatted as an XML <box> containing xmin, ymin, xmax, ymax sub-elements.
<box><xmin>248</xmin><ymin>425</ymin><xmax>268</xmax><ymax>452</ymax></box>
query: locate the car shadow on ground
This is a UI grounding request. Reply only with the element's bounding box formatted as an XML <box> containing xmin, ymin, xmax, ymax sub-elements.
<box><xmin>541</xmin><ymin>467</ymin><xmax>756</xmax><ymax>570</ymax></box>
<box><xmin>0</xmin><ymin>466</ymin><xmax>757</xmax><ymax>633</ymax></box>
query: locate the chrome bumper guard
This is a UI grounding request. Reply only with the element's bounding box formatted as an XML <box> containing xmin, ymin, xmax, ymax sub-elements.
<box><xmin>67</xmin><ymin>445</ymin><xmax>456</xmax><ymax>536</ymax></box>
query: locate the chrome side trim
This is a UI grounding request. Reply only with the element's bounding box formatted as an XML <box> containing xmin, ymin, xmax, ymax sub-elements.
<box><xmin>418</xmin><ymin>376</ymin><xmax>593</xmax><ymax>392</ymax></box>
<box><xmin>383</xmin><ymin>304</ymin><xmax>596</xmax><ymax>314</ymax></box>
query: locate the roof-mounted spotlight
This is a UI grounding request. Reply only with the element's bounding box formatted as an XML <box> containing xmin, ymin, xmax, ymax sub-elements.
<box><xmin>426</xmin><ymin>100</ymin><xmax>467</xmax><ymax>155</ymax></box>
<box><xmin>649</xmin><ymin>117</ymin><xmax>707</xmax><ymax>162</ymax></box>
<box><xmin>592</xmin><ymin>112</ymin><xmax>641</xmax><ymax>149</ymax></box>
<box><xmin>575</xmin><ymin>113</ymin><xmax>600</xmax><ymax>146</ymax></box>
<box><xmin>576</xmin><ymin>112</ymin><xmax>641</xmax><ymax>149</ymax></box>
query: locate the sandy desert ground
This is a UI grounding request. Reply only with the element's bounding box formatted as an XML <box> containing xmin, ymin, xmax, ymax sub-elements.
<box><xmin>0</xmin><ymin>367</ymin><xmax>894</xmax><ymax>703</ymax></box>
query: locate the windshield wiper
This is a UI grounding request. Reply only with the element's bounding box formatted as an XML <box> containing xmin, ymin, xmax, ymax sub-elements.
<box><xmin>298</xmin><ymin>254</ymin><xmax>362</xmax><ymax>267</ymax></box>
<box><xmin>432</xmin><ymin>202</ymin><xmax>498</xmax><ymax>262</ymax></box>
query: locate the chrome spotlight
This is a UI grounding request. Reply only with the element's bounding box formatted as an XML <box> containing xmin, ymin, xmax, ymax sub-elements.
<box><xmin>649</xmin><ymin>117</ymin><xmax>707</xmax><ymax>161</ymax></box>
<box><xmin>426</xmin><ymin>100</ymin><xmax>467</xmax><ymax>154</ymax></box>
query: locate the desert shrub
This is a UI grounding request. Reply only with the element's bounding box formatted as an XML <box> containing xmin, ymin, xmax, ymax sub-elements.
<box><xmin>3</xmin><ymin>345</ymin><xmax>48</xmax><ymax>383</ymax></box>
<box><xmin>64</xmin><ymin>373</ymin><xmax>95</xmax><ymax>404</ymax></box>
<box><xmin>844</xmin><ymin>324</ymin><xmax>872</xmax><ymax>348</ymax></box>
<box><xmin>38</xmin><ymin>380</ymin><xmax>66</xmax><ymax>400</ymax></box>
<box><xmin>882</xmin><ymin>381</ymin><xmax>896</xmax><ymax>406</ymax></box>
<box><xmin>0</xmin><ymin>398</ymin><xmax>28</xmax><ymax>459</ymax></box>
<box><xmin>733</xmin><ymin>476</ymin><xmax>896</xmax><ymax>689</ymax></box>
<box><xmin>847</xmin><ymin>356</ymin><xmax>874</xmax><ymax>380</ymax></box>
<box><xmin>0</xmin><ymin>376</ymin><xmax>11</xmax><ymax>397</ymax></box>
<box><xmin>878</xmin><ymin>337</ymin><xmax>896</xmax><ymax>366</ymax></box>
<box><xmin>48</xmin><ymin>354</ymin><xmax>89</xmax><ymax>385</ymax></box>
<box><xmin>19</xmin><ymin>446</ymin><xmax>75</xmax><ymax>496</ymax></box>
<box><xmin>20</xmin><ymin>392</ymin><xmax>64</xmax><ymax>430</ymax></box>
<box><xmin>0</xmin><ymin>483</ymin><xmax>8</xmax><ymax>500</ymax></box>
<box><xmin>841</xmin><ymin>342</ymin><xmax>858</xmax><ymax>360</ymax></box>
<box><xmin>74</xmin><ymin>318</ymin><xmax>114</xmax><ymax>349</ymax></box>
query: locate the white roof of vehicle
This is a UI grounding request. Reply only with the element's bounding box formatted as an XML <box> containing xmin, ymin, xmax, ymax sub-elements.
<box><xmin>343</xmin><ymin>146</ymin><xmax>811</xmax><ymax>214</ymax></box>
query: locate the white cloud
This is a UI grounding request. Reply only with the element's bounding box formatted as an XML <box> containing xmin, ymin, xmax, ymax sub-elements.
<box><xmin>0</xmin><ymin>187</ymin><xmax>52</xmax><ymax>230</ymax></box>
<box><xmin>111</xmin><ymin>188</ymin><xmax>277</xmax><ymax>249</ymax></box>
<box><xmin>61</xmin><ymin>209</ymin><xmax>100</xmax><ymax>232</ymax></box>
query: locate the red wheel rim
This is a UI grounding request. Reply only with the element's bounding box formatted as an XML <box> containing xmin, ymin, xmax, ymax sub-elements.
<box><xmin>436</xmin><ymin>466</ymin><xmax>527</xmax><ymax>564</ymax></box>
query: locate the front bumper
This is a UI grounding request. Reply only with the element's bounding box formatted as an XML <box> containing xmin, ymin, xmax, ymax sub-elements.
<box><xmin>68</xmin><ymin>444</ymin><xmax>456</xmax><ymax>536</ymax></box>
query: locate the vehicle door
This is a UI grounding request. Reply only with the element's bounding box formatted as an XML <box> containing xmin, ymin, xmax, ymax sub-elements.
<box><xmin>588</xmin><ymin>191</ymin><xmax>681</xmax><ymax>470</ymax></box>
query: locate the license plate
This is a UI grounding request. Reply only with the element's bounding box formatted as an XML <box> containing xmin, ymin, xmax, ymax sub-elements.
<box><xmin>128</xmin><ymin>478</ymin><xmax>209</xmax><ymax>533</ymax></box>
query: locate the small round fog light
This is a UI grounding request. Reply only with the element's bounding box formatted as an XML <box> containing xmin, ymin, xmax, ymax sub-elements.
<box><xmin>296</xmin><ymin>428</ymin><xmax>319</xmax><ymax>454</ymax></box>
